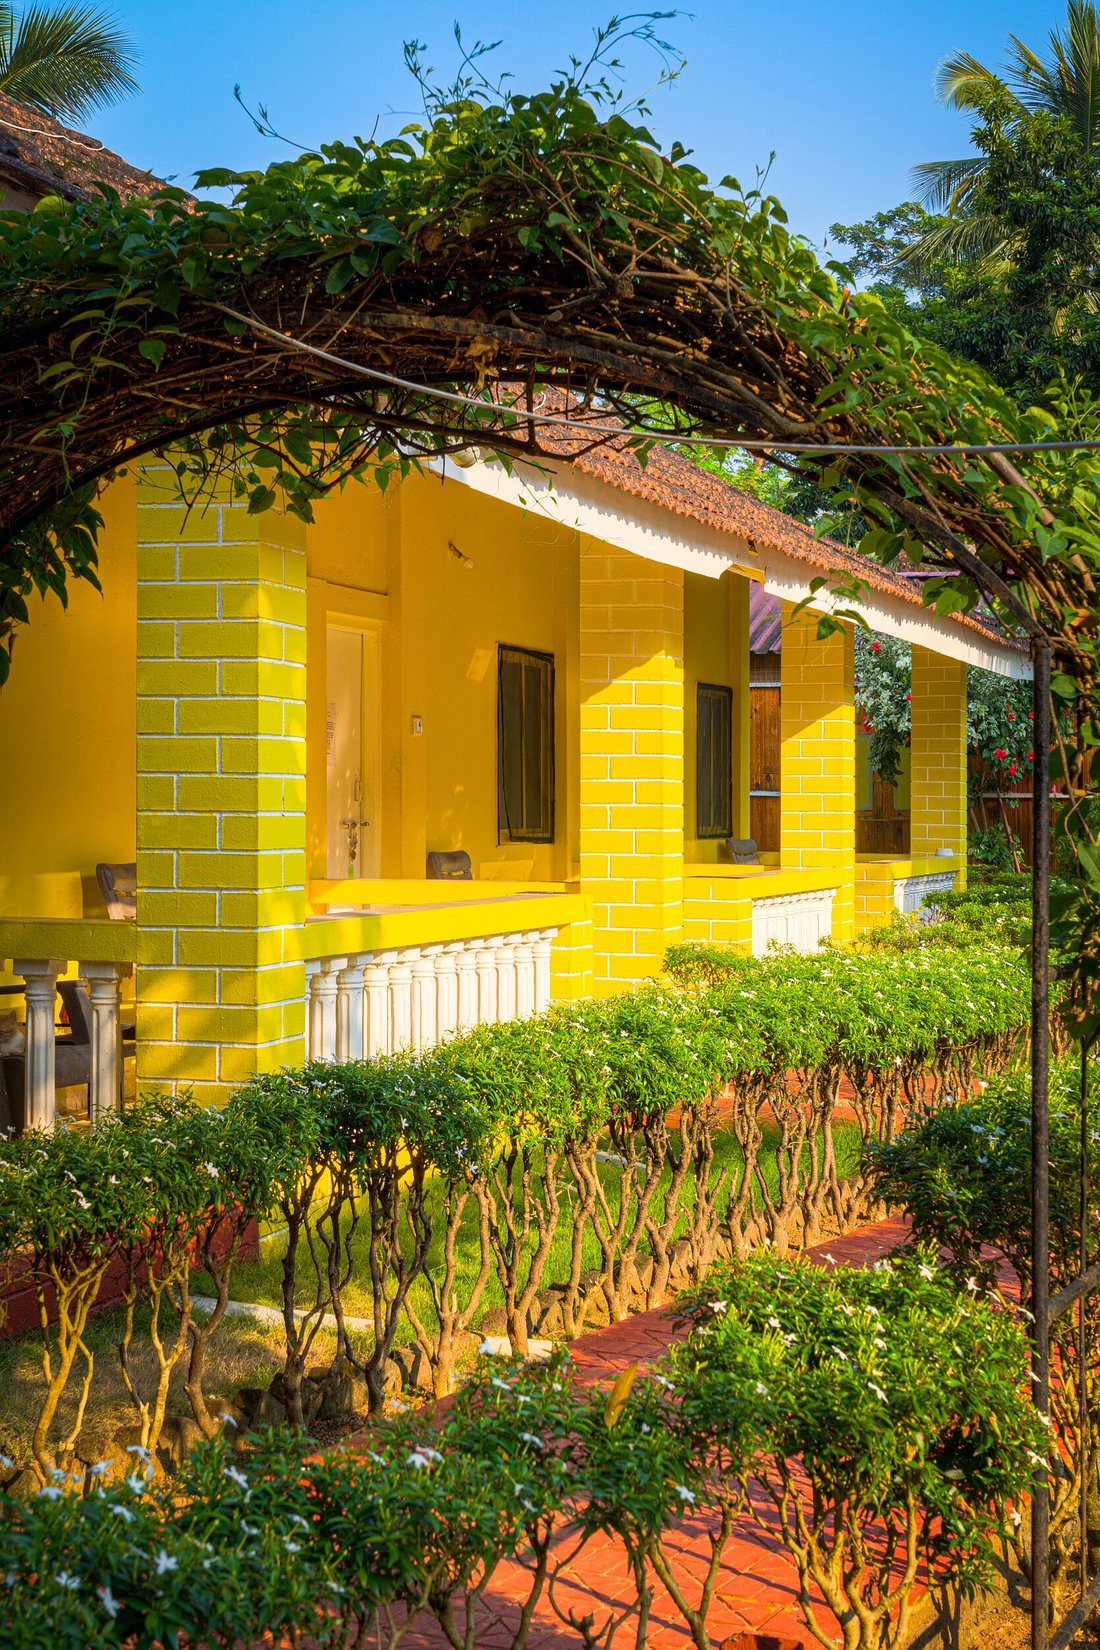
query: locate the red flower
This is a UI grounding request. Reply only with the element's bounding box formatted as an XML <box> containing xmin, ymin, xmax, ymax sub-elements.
<box><xmin>1028</xmin><ymin>749</ymin><xmax>1034</xmax><ymax>762</ymax></box>
<box><xmin>871</xmin><ymin>640</ymin><xmax>881</xmax><ymax>653</ymax></box>
<box><xmin>1007</xmin><ymin>711</ymin><xmax>1016</xmax><ymax>721</ymax></box>
<box><xmin>994</xmin><ymin>747</ymin><xmax>1008</xmax><ymax>759</ymax></box>
<box><xmin>1007</xmin><ymin>763</ymin><xmax>1019</xmax><ymax>777</ymax></box>
<box><xmin>905</xmin><ymin>691</ymin><xmax>911</xmax><ymax>701</ymax></box>
<box><xmin>1028</xmin><ymin>711</ymin><xmax>1034</xmax><ymax>720</ymax></box>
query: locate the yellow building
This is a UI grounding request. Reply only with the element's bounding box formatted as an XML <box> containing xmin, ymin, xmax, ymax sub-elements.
<box><xmin>0</xmin><ymin>434</ymin><xmax>1030</xmax><ymax>1127</ymax></box>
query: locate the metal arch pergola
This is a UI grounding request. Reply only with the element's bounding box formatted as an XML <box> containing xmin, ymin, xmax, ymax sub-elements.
<box><xmin>1030</xmin><ymin>632</ymin><xmax>1098</xmax><ymax>1650</ymax></box>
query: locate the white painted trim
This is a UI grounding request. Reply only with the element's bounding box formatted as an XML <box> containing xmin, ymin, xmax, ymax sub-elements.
<box><xmin>439</xmin><ymin>455</ymin><xmax>1031</xmax><ymax>681</ymax></box>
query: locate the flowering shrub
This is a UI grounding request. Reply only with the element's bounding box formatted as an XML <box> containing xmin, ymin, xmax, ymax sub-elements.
<box><xmin>0</xmin><ymin>1256</ymin><xmax>1041</xmax><ymax>1650</ymax></box>
<box><xmin>668</xmin><ymin>1249</ymin><xmax>1044</xmax><ymax>1650</ymax></box>
<box><xmin>0</xmin><ymin>1095</ymin><xmax>303</xmax><ymax>1485</ymax></box>
<box><xmin>867</xmin><ymin>1060</ymin><xmax>1099</xmax><ymax>1586</ymax></box>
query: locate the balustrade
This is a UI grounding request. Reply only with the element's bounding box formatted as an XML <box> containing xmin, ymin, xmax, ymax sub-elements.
<box><xmin>305</xmin><ymin>927</ymin><xmax>559</xmax><ymax>1062</ymax></box>
<box><xmin>4</xmin><ymin>958</ymin><xmax>134</xmax><ymax>1133</ymax></box>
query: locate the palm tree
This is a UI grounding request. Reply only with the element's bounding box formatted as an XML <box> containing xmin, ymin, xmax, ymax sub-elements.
<box><xmin>0</xmin><ymin>4</ymin><xmax>137</xmax><ymax>124</ymax></box>
<box><xmin>899</xmin><ymin>1</ymin><xmax>1100</xmax><ymax>275</ymax></box>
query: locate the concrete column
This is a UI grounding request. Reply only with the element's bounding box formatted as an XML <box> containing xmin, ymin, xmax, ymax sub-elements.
<box><xmin>455</xmin><ymin>944</ymin><xmax>479</xmax><ymax>1031</ymax></box>
<box><xmin>579</xmin><ymin>542</ymin><xmax>684</xmax><ymax>992</ymax></box>
<box><xmin>779</xmin><ymin>607</ymin><xmax>856</xmax><ymax>943</ymax></box>
<box><xmin>476</xmin><ymin>937</ymin><xmax>500</xmax><ymax>1025</ymax></box>
<box><xmin>364</xmin><ymin>955</ymin><xmax>392</xmax><ymax>1057</ymax></box>
<box><xmin>335</xmin><ymin>958</ymin><xmax>366</xmax><ymax>1062</ymax></box>
<box><xmin>308</xmin><ymin>958</ymin><xmax>343</xmax><ymax>1061</ymax></box>
<box><xmin>910</xmin><ymin>646</ymin><xmax>968</xmax><ymax>870</ymax></box>
<box><xmin>410</xmin><ymin>945</ymin><xmax>440</xmax><ymax>1052</ymax></box>
<box><xmin>495</xmin><ymin>937</ymin><xmax>517</xmax><ymax>1023</ymax></box>
<box><xmin>135</xmin><ymin>469</ymin><xmax>308</xmax><ymax>1103</ymax></box>
<box><xmin>388</xmin><ymin>953</ymin><xmax>413</xmax><ymax>1051</ymax></box>
<box><xmin>14</xmin><ymin>959</ymin><xmax>63</xmax><ymax>1133</ymax></box>
<box><xmin>532</xmin><ymin>930</ymin><xmax>554</xmax><ymax>1014</ymax></box>
<box><xmin>82</xmin><ymin>961</ymin><xmax>129</xmax><ymax>1123</ymax></box>
<box><xmin>437</xmin><ymin>943</ymin><xmax>461</xmax><ymax>1040</ymax></box>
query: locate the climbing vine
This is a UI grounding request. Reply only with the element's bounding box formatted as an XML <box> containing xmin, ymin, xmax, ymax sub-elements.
<box><xmin>0</xmin><ymin>24</ymin><xmax>1097</xmax><ymax>713</ymax></box>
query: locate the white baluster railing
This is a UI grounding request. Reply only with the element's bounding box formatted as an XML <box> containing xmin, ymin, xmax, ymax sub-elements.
<box><xmin>305</xmin><ymin>928</ymin><xmax>559</xmax><ymax>1062</ymax></box>
<box><xmin>8</xmin><ymin>958</ymin><xmax>133</xmax><ymax>1134</ymax></box>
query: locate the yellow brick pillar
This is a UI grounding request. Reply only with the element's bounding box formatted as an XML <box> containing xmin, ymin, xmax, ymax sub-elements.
<box><xmin>135</xmin><ymin>474</ymin><xmax>308</xmax><ymax>1104</ymax></box>
<box><xmin>910</xmin><ymin>646</ymin><xmax>968</xmax><ymax>870</ymax></box>
<box><xmin>779</xmin><ymin>606</ymin><xmax>856</xmax><ymax>943</ymax></box>
<box><xmin>579</xmin><ymin>543</ymin><xmax>684</xmax><ymax>993</ymax></box>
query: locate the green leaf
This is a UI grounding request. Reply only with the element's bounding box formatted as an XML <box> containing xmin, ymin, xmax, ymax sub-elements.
<box><xmin>138</xmin><ymin>339</ymin><xmax>166</xmax><ymax>370</ymax></box>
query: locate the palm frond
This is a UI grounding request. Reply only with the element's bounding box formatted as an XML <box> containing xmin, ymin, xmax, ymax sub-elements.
<box><xmin>892</xmin><ymin>211</ymin><xmax>1015</xmax><ymax>282</ymax></box>
<box><xmin>935</xmin><ymin>50</ymin><xmax>1027</xmax><ymax>116</ymax></box>
<box><xmin>910</xmin><ymin>155</ymin><xmax>986</xmax><ymax>213</ymax></box>
<box><xmin>0</xmin><ymin>4</ymin><xmax>137</xmax><ymax>122</ymax></box>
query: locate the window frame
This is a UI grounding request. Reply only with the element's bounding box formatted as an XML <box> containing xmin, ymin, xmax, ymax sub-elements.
<box><xmin>696</xmin><ymin>680</ymin><xmax>734</xmax><ymax>840</ymax></box>
<box><xmin>497</xmin><ymin>643</ymin><xmax>556</xmax><ymax>845</ymax></box>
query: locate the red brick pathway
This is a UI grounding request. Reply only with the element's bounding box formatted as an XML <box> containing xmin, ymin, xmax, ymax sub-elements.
<box><xmin>349</xmin><ymin>1217</ymin><xmax>915</xmax><ymax>1649</ymax></box>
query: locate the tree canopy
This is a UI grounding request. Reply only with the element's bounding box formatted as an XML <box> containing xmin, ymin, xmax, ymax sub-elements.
<box><xmin>834</xmin><ymin>3</ymin><xmax>1100</xmax><ymax>403</ymax></box>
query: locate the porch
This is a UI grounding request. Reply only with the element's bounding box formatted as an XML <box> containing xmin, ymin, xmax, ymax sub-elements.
<box><xmin>0</xmin><ymin>447</ymin><xmax>1028</xmax><ymax>1125</ymax></box>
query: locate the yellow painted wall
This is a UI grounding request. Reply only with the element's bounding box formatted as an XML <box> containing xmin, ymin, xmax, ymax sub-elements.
<box><xmin>0</xmin><ymin>473</ymin><xmax>136</xmax><ymax>918</ymax></box>
<box><xmin>304</xmin><ymin>473</ymin><xmax>580</xmax><ymax>885</ymax></box>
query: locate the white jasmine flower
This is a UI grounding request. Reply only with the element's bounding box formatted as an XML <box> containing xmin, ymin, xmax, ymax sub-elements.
<box><xmin>56</xmin><ymin>1571</ymin><xmax>79</xmax><ymax>1591</ymax></box>
<box><xmin>37</xmin><ymin>1485</ymin><xmax>63</xmax><ymax>1501</ymax></box>
<box><xmin>99</xmin><ymin>1585</ymin><xmax>120</xmax><ymax>1618</ymax></box>
<box><xmin>520</xmin><ymin>1433</ymin><xmax>545</xmax><ymax>1449</ymax></box>
<box><xmin>153</xmin><ymin>1550</ymin><xmax>178</xmax><ymax>1576</ymax></box>
<box><xmin>675</xmin><ymin>1484</ymin><xmax>696</xmax><ymax>1505</ymax></box>
<box><xmin>224</xmin><ymin>1465</ymin><xmax>249</xmax><ymax>1490</ymax></box>
<box><xmin>407</xmin><ymin>1448</ymin><xmax>442</xmax><ymax>1470</ymax></box>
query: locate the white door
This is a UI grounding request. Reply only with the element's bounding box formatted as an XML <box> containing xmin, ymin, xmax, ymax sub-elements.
<box><xmin>326</xmin><ymin>626</ymin><xmax>379</xmax><ymax>879</ymax></box>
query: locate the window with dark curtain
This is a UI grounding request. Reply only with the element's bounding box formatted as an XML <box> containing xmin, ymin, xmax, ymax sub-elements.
<box><xmin>498</xmin><ymin>645</ymin><xmax>555</xmax><ymax>843</ymax></box>
<box><xmin>696</xmin><ymin>682</ymin><xmax>733</xmax><ymax>839</ymax></box>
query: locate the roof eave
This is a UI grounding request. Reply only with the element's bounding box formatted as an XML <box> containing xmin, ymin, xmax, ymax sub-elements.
<box><xmin>438</xmin><ymin>453</ymin><xmax>1031</xmax><ymax>681</ymax></box>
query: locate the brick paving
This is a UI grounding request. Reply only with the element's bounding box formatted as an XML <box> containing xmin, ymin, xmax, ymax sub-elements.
<box><xmin>348</xmin><ymin>1217</ymin><xmax>916</xmax><ymax>1649</ymax></box>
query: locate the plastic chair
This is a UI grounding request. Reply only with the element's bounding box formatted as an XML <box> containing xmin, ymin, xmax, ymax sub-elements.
<box><xmin>426</xmin><ymin>851</ymin><xmax>473</xmax><ymax>880</ymax></box>
<box><xmin>724</xmin><ymin>837</ymin><xmax>761</xmax><ymax>865</ymax></box>
<box><xmin>96</xmin><ymin>862</ymin><xmax>136</xmax><ymax>919</ymax></box>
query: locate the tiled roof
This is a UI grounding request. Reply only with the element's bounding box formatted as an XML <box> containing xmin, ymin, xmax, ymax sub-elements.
<box><xmin>0</xmin><ymin>92</ymin><xmax>169</xmax><ymax>204</ymax></box>
<box><xmin>531</xmin><ymin>399</ymin><xmax>1018</xmax><ymax>653</ymax></box>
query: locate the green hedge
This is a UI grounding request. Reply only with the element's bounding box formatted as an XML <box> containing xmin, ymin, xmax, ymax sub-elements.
<box><xmin>866</xmin><ymin>1058</ymin><xmax>1097</xmax><ymax>1587</ymax></box>
<box><xmin>0</xmin><ymin>942</ymin><xmax>1031</xmax><ymax>1481</ymax></box>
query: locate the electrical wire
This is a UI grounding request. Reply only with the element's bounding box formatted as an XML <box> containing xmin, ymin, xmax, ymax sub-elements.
<box><xmin>212</xmin><ymin>301</ymin><xmax>1100</xmax><ymax>459</ymax></box>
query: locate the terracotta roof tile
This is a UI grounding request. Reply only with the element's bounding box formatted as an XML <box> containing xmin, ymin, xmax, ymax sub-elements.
<box><xmin>0</xmin><ymin>92</ymin><xmax>171</xmax><ymax>205</ymax></box>
<box><xmin>529</xmin><ymin>396</ymin><xmax>1018</xmax><ymax>653</ymax></box>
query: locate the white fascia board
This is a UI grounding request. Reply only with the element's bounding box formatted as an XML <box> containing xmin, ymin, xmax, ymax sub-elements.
<box><xmin>756</xmin><ymin>549</ymin><xmax>1032</xmax><ymax>680</ymax></box>
<box><xmin>436</xmin><ymin>453</ymin><xmax>759</xmax><ymax>581</ymax></box>
<box><xmin>438</xmin><ymin>455</ymin><xmax>1031</xmax><ymax>681</ymax></box>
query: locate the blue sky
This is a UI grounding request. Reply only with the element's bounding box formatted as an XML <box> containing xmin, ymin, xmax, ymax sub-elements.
<box><xmin>94</xmin><ymin>1</ymin><xmax>1057</xmax><ymax>252</ymax></box>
